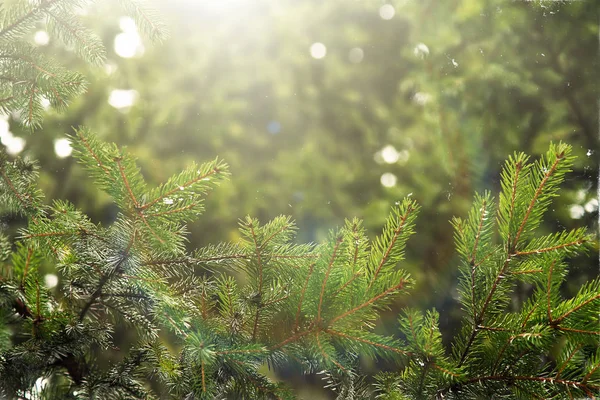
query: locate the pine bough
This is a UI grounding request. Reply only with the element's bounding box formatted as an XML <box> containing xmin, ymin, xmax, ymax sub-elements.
<box><xmin>0</xmin><ymin>129</ymin><xmax>597</xmax><ymax>399</ymax></box>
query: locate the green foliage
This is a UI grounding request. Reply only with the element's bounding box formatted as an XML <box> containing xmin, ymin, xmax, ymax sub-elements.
<box><xmin>0</xmin><ymin>0</ymin><xmax>165</xmax><ymax>129</ymax></box>
<box><xmin>382</xmin><ymin>142</ymin><xmax>598</xmax><ymax>399</ymax></box>
<box><xmin>0</xmin><ymin>128</ymin><xmax>597</xmax><ymax>399</ymax></box>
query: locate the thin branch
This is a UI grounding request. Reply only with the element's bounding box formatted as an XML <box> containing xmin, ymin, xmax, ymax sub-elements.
<box><xmin>325</xmin><ymin>328</ymin><xmax>412</xmax><ymax>356</ymax></box>
<box><xmin>293</xmin><ymin>263</ymin><xmax>315</xmax><ymax>332</ymax></box>
<box><xmin>79</xmin><ymin>231</ymin><xmax>136</xmax><ymax>321</ymax></box>
<box><xmin>513</xmin><ymin>153</ymin><xmax>564</xmax><ymax>247</ymax></box>
<box><xmin>140</xmin><ymin>168</ymin><xmax>221</xmax><ymax>211</ymax></box>
<box><xmin>552</xmin><ymin>293</ymin><xmax>600</xmax><ymax>325</ymax></box>
<box><xmin>554</xmin><ymin>326</ymin><xmax>600</xmax><ymax>336</ymax></box>
<box><xmin>505</xmin><ymin>160</ymin><xmax>523</xmax><ymax>250</ymax></box>
<box><xmin>75</xmin><ymin>129</ymin><xmax>114</xmax><ymax>179</ymax></box>
<box><xmin>317</xmin><ymin>236</ymin><xmax>343</xmax><ymax>323</ymax></box>
<box><xmin>331</xmin><ymin>272</ymin><xmax>362</xmax><ymax>298</ymax></box>
<box><xmin>269</xmin><ymin>329</ymin><xmax>314</xmax><ymax>351</ymax></box>
<box><xmin>262</xmin><ymin>293</ymin><xmax>290</xmax><ymax>308</ymax></box>
<box><xmin>366</xmin><ymin>203</ymin><xmax>415</xmax><ymax>291</ymax></box>
<box><xmin>145</xmin><ymin>202</ymin><xmax>198</xmax><ymax>218</ymax></box>
<box><xmin>115</xmin><ymin>157</ymin><xmax>140</xmax><ymax>209</ymax></box>
<box><xmin>0</xmin><ymin>0</ymin><xmax>60</xmax><ymax>39</ymax></box>
<box><xmin>516</xmin><ymin>239</ymin><xmax>587</xmax><ymax>256</ymax></box>
<box><xmin>328</xmin><ymin>280</ymin><xmax>407</xmax><ymax>326</ymax></box>
<box><xmin>250</xmin><ymin>222</ymin><xmax>263</xmax><ymax>341</ymax></box>
<box><xmin>431</xmin><ymin>363</ymin><xmax>462</xmax><ymax>378</ymax></box>
<box><xmin>258</xmin><ymin>224</ymin><xmax>289</xmax><ymax>251</ymax></box>
<box><xmin>470</xmin><ymin>200</ymin><xmax>488</xmax><ymax>264</ymax></box>
<box><xmin>444</xmin><ymin>374</ymin><xmax>597</xmax><ymax>398</ymax></box>
<box><xmin>555</xmin><ymin>344</ymin><xmax>582</xmax><ymax>379</ymax></box>
<box><xmin>547</xmin><ymin>260</ymin><xmax>555</xmax><ymax>322</ymax></box>
<box><xmin>19</xmin><ymin>246</ymin><xmax>33</xmax><ymax>290</ymax></box>
<box><xmin>316</xmin><ymin>330</ymin><xmax>346</xmax><ymax>372</ymax></box>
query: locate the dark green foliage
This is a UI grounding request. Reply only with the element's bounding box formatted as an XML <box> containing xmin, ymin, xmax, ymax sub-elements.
<box><xmin>0</xmin><ymin>127</ymin><xmax>597</xmax><ymax>399</ymax></box>
<box><xmin>0</xmin><ymin>0</ymin><xmax>165</xmax><ymax>129</ymax></box>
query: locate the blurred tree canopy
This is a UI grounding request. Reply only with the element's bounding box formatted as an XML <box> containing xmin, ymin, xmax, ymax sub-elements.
<box><xmin>4</xmin><ymin>0</ymin><xmax>597</xmax><ymax>383</ymax></box>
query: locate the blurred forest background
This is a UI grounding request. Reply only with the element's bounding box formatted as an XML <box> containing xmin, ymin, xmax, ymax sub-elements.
<box><xmin>3</xmin><ymin>0</ymin><xmax>598</xmax><ymax>396</ymax></box>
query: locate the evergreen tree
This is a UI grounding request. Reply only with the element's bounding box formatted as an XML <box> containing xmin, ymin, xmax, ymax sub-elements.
<box><xmin>0</xmin><ymin>0</ymin><xmax>166</xmax><ymax>129</ymax></box>
<box><xmin>375</xmin><ymin>143</ymin><xmax>599</xmax><ymax>399</ymax></box>
<box><xmin>0</xmin><ymin>2</ymin><xmax>597</xmax><ymax>399</ymax></box>
<box><xmin>0</xmin><ymin>129</ymin><xmax>597</xmax><ymax>398</ymax></box>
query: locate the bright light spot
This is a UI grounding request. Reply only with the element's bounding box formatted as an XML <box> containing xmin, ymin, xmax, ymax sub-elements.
<box><xmin>40</xmin><ymin>96</ymin><xmax>50</xmax><ymax>110</ymax></box>
<box><xmin>44</xmin><ymin>274</ymin><xmax>58</xmax><ymax>289</ymax></box>
<box><xmin>414</xmin><ymin>43</ymin><xmax>430</xmax><ymax>59</ymax></box>
<box><xmin>575</xmin><ymin>189</ymin><xmax>587</xmax><ymax>203</ymax></box>
<box><xmin>586</xmin><ymin>149</ymin><xmax>594</xmax><ymax>157</ymax></box>
<box><xmin>104</xmin><ymin>62</ymin><xmax>118</xmax><ymax>75</ymax></box>
<box><xmin>379</xmin><ymin>4</ymin><xmax>395</xmax><ymax>20</ymax></box>
<box><xmin>310</xmin><ymin>42</ymin><xmax>327</xmax><ymax>59</ymax></box>
<box><xmin>451</xmin><ymin>58</ymin><xmax>459</xmax><ymax>67</ymax></box>
<box><xmin>267</xmin><ymin>121</ymin><xmax>281</xmax><ymax>134</ymax></box>
<box><xmin>34</xmin><ymin>30</ymin><xmax>49</xmax><ymax>46</ymax></box>
<box><xmin>2</xmin><ymin>131</ymin><xmax>25</xmax><ymax>155</ymax></box>
<box><xmin>568</xmin><ymin>204</ymin><xmax>584</xmax><ymax>219</ymax></box>
<box><xmin>54</xmin><ymin>138</ymin><xmax>73</xmax><ymax>158</ymax></box>
<box><xmin>584</xmin><ymin>198</ymin><xmax>598</xmax><ymax>213</ymax></box>
<box><xmin>108</xmin><ymin>89</ymin><xmax>138</xmax><ymax>110</ymax></box>
<box><xmin>380</xmin><ymin>172</ymin><xmax>397</xmax><ymax>188</ymax></box>
<box><xmin>114</xmin><ymin>32</ymin><xmax>144</xmax><ymax>58</ymax></box>
<box><xmin>163</xmin><ymin>198</ymin><xmax>174</xmax><ymax>205</ymax></box>
<box><xmin>413</xmin><ymin>92</ymin><xmax>431</xmax><ymax>106</ymax></box>
<box><xmin>119</xmin><ymin>16</ymin><xmax>137</xmax><ymax>33</ymax></box>
<box><xmin>381</xmin><ymin>145</ymin><xmax>400</xmax><ymax>164</ymax></box>
<box><xmin>348</xmin><ymin>47</ymin><xmax>364</xmax><ymax>64</ymax></box>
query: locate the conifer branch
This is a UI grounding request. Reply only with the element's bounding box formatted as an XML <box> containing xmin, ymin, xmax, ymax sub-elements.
<box><xmin>316</xmin><ymin>330</ymin><xmax>346</xmax><ymax>372</ymax></box>
<box><xmin>504</xmin><ymin>158</ymin><xmax>523</xmax><ymax>248</ymax></box>
<box><xmin>329</xmin><ymin>279</ymin><xmax>407</xmax><ymax>326</ymax></box>
<box><xmin>250</xmin><ymin>221</ymin><xmax>263</xmax><ymax>341</ymax></box>
<box><xmin>0</xmin><ymin>0</ymin><xmax>60</xmax><ymax>39</ymax></box>
<box><xmin>512</xmin><ymin>152</ymin><xmax>564</xmax><ymax>248</ymax></box>
<box><xmin>552</xmin><ymin>293</ymin><xmax>600</xmax><ymax>325</ymax></box>
<box><xmin>19</xmin><ymin>246</ymin><xmax>33</xmax><ymax>291</ymax></box>
<box><xmin>459</xmin><ymin>254</ymin><xmax>512</xmax><ymax>367</ymax></box>
<box><xmin>554</xmin><ymin>326</ymin><xmax>600</xmax><ymax>335</ymax></box>
<box><xmin>140</xmin><ymin>167</ymin><xmax>222</xmax><ymax>211</ymax></box>
<box><xmin>583</xmin><ymin>363</ymin><xmax>599</xmax><ymax>384</ymax></box>
<box><xmin>509</xmin><ymin>269</ymin><xmax>542</xmax><ymax>275</ymax></box>
<box><xmin>293</xmin><ymin>263</ymin><xmax>315</xmax><ymax>332</ymax></box>
<box><xmin>325</xmin><ymin>328</ymin><xmax>411</xmax><ymax>356</ymax></box>
<box><xmin>318</xmin><ymin>236</ymin><xmax>343</xmax><ymax>323</ymax></box>
<box><xmin>555</xmin><ymin>344</ymin><xmax>583</xmax><ymax>379</ymax></box>
<box><xmin>75</xmin><ymin>129</ymin><xmax>114</xmax><ymax>179</ymax></box>
<box><xmin>516</xmin><ymin>239</ymin><xmax>587</xmax><ymax>256</ymax></box>
<box><xmin>79</xmin><ymin>231</ymin><xmax>136</xmax><ymax>321</ymax></box>
<box><xmin>431</xmin><ymin>363</ymin><xmax>462</xmax><ymax>378</ymax></box>
<box><xmin>331</xmin><ymin>272</ymin><xmax>362</xmax><ymax>298</ymax></box>
<box><xmin>115</xmin><ymin>156</ymin><xmax>140</xmax><ymax>209</ymax></box>
<box><xmin>0</xmin><ymin>164</ymin><xmax>32</xmax><ymax>211</ymax></box>
<box><xmin>259</xmin><ymin>223</ymin><xmax>290</xmax><ymax>251</ymax></box>
<box><xmin>470</xmin><ymin>200</ymin><xmax>487</xmax><ymax>264</ymax></box>
<box><xmin>367</xmin><ymin>203</ymin><xmax>415</xmax><ymax>291</ymax></box>
<box><xmin>443</xmin><ymin>375</ymin><xmax>598</xmax><ymax>398</ymax></box>
<box><xmin>547</xmin><ymin>260</ymin><xmax>555</xmax><ymax>322</ymax></box>
<box><xmin>270</xmin><ymin>328</ymin><xmax>315</xmax><ymax>351</ymax></box>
